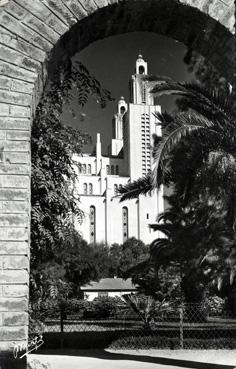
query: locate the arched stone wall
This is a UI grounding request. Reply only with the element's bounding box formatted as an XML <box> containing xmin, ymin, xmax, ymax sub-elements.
<box><xmin>0</xmin><ymin>0</ymin><xmax>234</xmax><ymax>367</ymax></box>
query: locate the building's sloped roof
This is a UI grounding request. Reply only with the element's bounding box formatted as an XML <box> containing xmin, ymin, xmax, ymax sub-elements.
<box><xmin>81</xmin><ymin>278</ymin><xmax>136</xmax><ymax>291</ymax></box>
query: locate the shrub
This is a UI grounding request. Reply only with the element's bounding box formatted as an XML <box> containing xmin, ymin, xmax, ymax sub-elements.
<box><xmin>83</xmin><ymin>296</ymin><xmax>123</xmax><ymax>319</ymax></box>
<box><xmin>205</xmin><ymin>295</ymin><xmax>225</xmax><ymax>316</ymax></box>
<box><xmin>109</xmin><ymin>335</ymin><xmax>180</xmax><ymax>350</ymax></box>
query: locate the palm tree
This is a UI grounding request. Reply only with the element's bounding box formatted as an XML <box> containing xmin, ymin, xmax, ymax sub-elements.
<box><xmin>119</xmin><ymin>80</ymin><xmax>236</xmax><ymax>303</ymax></box>
<box><xmin>121</xmin><ymin>294</ymin><xmax>167</xmax><ymax>331</ymax></box>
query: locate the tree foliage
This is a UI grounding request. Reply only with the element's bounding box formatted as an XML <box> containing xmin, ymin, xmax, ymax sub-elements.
<box><xmin>31</xmin><ymin>60</ymin><xmax>113</xmax><ymax>302</ymax></box>
<box><xmin>119</xmin><ymin>237</ymin><xmax>149</xmax><ymax>274</ymax></box>
<box><xmin>183</xmin><ymin>49</ymin><xmax>229</xmax><ymax>92</ymax></box>
<box><xmin>108</xmin><ymin>238</ymin><xmax>149</xmax><ymax>277</ymax></box>
<box><xmin>31</xmin><ymin>236</ymin><xmax>117</xmax><ymax>305</ymax></box>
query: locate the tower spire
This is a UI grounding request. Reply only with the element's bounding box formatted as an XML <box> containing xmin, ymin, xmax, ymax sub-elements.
<box><xmin>136</xmin><ymin>53</ymin><xmax>148</xmax><ymax>75</ymax></box>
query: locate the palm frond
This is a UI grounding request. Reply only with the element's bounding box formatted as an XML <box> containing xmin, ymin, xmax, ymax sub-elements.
<box><xmin>151</xmin><ymin>81</ymin><xmax>233</xmax><ymax>119</ymax></box>
<box><xmin>158</xmin><ymin>209</ymin><xmax>180</xmax><ymax>223</ymax></box>
<box><xmin>119</xmin><ymin>174</ymin><xmax>153</xmax><ymax>202</ymax></box>
<box><xmin>153</xmin><ymin>126</ymin><xmax>202</xmax><ymax>187</ymax></box>
<box><xmin>149</xmin><ymin>238</ymin><xmax>172</xmax><ymax>264</ymax></box>
<box><xmin>144</xmin><ymin>75</ymin><xmax>173</xmax><ymax>82</ymax></box>
<box><xmin>152</xmin><ymin>111</ymin><xmax>223</xmax><ymax>187</ymax></box>
<box><xmin>151</xmin><ymin>81</ymin><xmax>192</xmax><ymax>97</ymax></box>
<box><xmin>149</xmin><ymin>223</ymin><xmax>173</xmax><ymax>237</ymax></box>
<box><xmin>153</xmin><ymin>111</ymin><xmax>174</xmax><ymax>129</ymax></box>
<box><xmin>186</xmin><ymin>83</ymin><xmax>232</xmax><ymax>117</ymax></box>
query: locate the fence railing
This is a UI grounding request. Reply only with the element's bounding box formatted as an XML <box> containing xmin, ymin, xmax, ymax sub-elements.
<box><xmin>30</xmin><ymin>302</ymin><xmax>236</xmax><ymax>350</ymax></box>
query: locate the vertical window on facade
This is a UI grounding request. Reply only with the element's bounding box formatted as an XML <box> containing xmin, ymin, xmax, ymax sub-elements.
<box><xmin>106</xmin><ymin>165</ymin><xmax>110</xmax><ymax>174</ymax></box>
<box><xmin>116</xmin><ymin>165</ymin><xmax>119</xmax><ymax>175</ymax></box>
<box><xmin>141</xmin><ymin>81</ymin><xmax>148</xmax><ymax>104</ymax></box>
<box><xmin>83</xmin><ymin>183</ymin><xmax>88</xmax><ymax>194</ymax></box>
<box><xmin>122</xmin><ymin>207</ymin><xmax>128</xmax><ymax>242</ymax></box>
<box><xmin>114</xmin><ymin>184</ymin><xmax>118</xmax><ymax>195</ymax></box>
<box><xmin>142</xmin><ymin>88</ymin><xmax>146</xmax><ymax>104</ymax></box>
<box><xmin>141</xmin><ymin>113</ymin><xmax>151</xmax><ymax>176</ymax></box>
<box><xmin>89</xmin><ymin>183</ymin><xmax>93</xmax><ymax>195</ymax></box>
<box><xmin>89</xmin><ymin>206</ymin><xmax>96</xmax><ymax>244</ymax></box>
<box><xmin>88</xmin><ymin>164</ymin><xmax>92</xmax><ymax>174</ymax></box>
<box><xmin>111</xmin><ymin>165</ymin><xmax>114</xmax><ymax>175</ymax></box>
<box><xmin>82</xmin><ymin>164</ymin><xmax>86</xmax><ymax>174</ymax></box>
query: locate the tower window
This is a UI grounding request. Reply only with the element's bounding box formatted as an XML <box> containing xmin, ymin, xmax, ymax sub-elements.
<box><xmin>89</xmin><ymin>206</ymin><xmax>96</xmax><ymax>244</ymax></box>
<box><xmin>116</xmin><ymin>165</ymin><xmax>119</xmax><ymax>175</ymax></box>
<box><xmin>120</xmin><ymin>106</ymin><xmax>126</xmax><ymax>114</ymax></box>
<box><xmin>88</xmin><ymin>164</ymin><xmax>92</xmax><ymax>174</ymax></box>
<box><xmin>122</xmin><ymin>207</ymin><xmax>128</xmax><ymax>242</ymax></box>
<box><xmin>106</xmin><ymin>165</ymin><xmax>110</xmax><ymax>174</ymax></box>
<box><xmin>83</xmin><ymin>183</ymin><xmax>88</xmax><ymax>195</ymax></box>
<box><xmin>89</xmin><ymin>183</ymin><xmax>93</xmax><ymax>195</ymax></box>
<box><xmin>139</xmin><ymin>65</ymin><xmax>145</xmax><ymax>74</ymax></box>
<box><xmin>147</xmin><ymin>213</ymin><xmax>149</xmax><ymax>219</ymax></box>
<box><xmin>111</xmin><ymin>165</ymin><xmax>114</xmax><ymax>175</ymax></box>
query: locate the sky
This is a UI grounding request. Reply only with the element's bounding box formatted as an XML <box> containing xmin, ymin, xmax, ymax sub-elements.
<box><xmin>61</xmin><ymin>32</ymin><xmax>194</xmax><ymax>153</ymax></box>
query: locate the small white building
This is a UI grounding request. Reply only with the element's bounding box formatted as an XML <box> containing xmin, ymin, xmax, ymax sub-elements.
<box><xmin>81</xmin><ymin>278</ymin><xmax>136</xmax><ymax>301</ymax></box>
<box><xmin>74</xmin><ymin>55</ymin><xmax>164</xmax><ymax>245</ymax></box>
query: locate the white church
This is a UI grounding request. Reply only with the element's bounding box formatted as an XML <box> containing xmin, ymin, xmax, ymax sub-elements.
<box><xmin>74</xmin><ymin>55</ymin><xmax>164</xmax><ymax>245</ymax></box>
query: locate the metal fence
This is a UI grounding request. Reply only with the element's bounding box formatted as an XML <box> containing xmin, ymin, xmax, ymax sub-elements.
<box><xmin>30</xmin><ymin>302</ymin><xmax>236</xmax><ymax>350</ymax></box>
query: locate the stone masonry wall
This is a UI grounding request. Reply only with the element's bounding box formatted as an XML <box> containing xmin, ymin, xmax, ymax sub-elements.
<box><xmin>0</xmin><ymin>0</ymin><xmax>234</xmax><ymax>367</ymax></box>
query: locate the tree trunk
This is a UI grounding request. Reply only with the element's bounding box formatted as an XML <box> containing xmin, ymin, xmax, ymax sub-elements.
<box><xmin>181</xmin><ymin>272</ymin><xmax>206</xmax><ymax>322</ymax></box>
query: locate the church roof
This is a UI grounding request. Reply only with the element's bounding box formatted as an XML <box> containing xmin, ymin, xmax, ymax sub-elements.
<box><xmin>81</xmin><ymin>278</ymin><xmax>136</xmax><ymax>291</ymax></box>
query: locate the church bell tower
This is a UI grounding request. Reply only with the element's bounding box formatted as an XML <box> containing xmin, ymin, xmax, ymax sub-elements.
<box><xmin>130</xmin><ymin>54</ymin><xmax>154</xmax><ymax>106</ymax></box>
<box><xmin>127</xmin><ymin>54</ymin><xmax>161</xmax><ymax>181</ymax></box>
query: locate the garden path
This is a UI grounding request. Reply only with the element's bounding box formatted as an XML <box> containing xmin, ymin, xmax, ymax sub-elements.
<box><xmin>28</xmin><ymin>349</ymin><xmax>236</xmax><ymax>369</ymax></box>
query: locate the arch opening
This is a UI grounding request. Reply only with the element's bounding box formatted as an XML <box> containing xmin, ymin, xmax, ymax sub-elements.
<box><xmin>0</xmin><ymin>0</ymin><xmax>234</xmax><ymax>364</ymax></box>
<box><xmin>139</xmin><ymin>65</ymin><xmax>145</xmax><ymax>75</ymax></box>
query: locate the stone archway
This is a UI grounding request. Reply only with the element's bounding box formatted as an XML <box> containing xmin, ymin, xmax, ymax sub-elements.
<box><xmin>0</xmin><ymin>0</ymin><xmax>234</xmax><ymax>367</ymax></box>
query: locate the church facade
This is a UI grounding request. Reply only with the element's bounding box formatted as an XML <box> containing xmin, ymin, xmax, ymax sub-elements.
<box><xmin>74</xmin><ymin>55</ymin><xmax>164</xmax><ymax>245</ymax></box>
